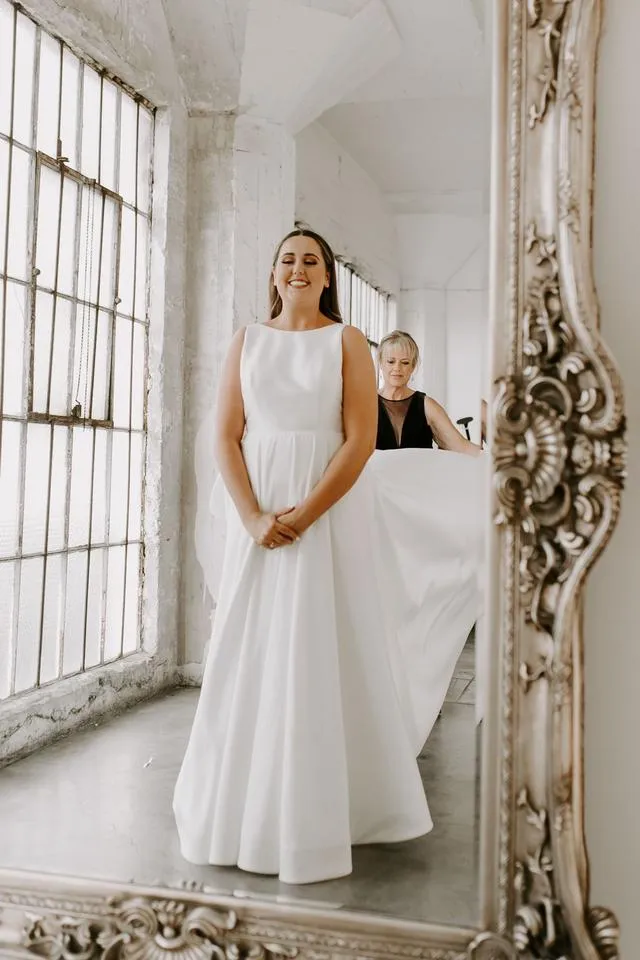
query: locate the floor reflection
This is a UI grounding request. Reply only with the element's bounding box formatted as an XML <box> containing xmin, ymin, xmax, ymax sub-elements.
<box><xmin>0</xmin><ymin>640</ymin><xmax>479</xmax><ymax>926</ymax></box>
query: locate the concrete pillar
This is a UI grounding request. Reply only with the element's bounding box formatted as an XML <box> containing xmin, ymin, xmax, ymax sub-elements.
<box><xmin>179</xmin><ymin>113</ymin><xmax>296</xmax><ymax>675</ymax></box>
<box><xmin>232</xmin><ymin>116</ymin><xmax>296</xmax><ymax>328</ymax></box>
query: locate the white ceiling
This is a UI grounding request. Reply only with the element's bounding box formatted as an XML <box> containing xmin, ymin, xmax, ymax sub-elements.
<box><xmin>158</xmin><ymin>0</ymin><xmax>492</xmax><ymax>287</ymax></box>
<box><xmin>339</xmin><ymin>0</ymin><xmax>488</xmax><ymax>103</ymax></box>
<box><xmin>161</xmin><ymin>0</ymin><xmax>491</xmax><ymax>213</ymax></box>
<box><xmin>318</xmin><ymin>0</ymin><xmax>492</xmax><ymax>214</ymax></box>
<box><xmin>319</xmin><ymin>97</ymin><xmax>490</xmax><ymax>202</ymax></box>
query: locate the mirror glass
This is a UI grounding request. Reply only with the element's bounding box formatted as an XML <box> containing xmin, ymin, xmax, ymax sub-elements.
<box><xmin>0</xmin><ymin>0</ymin><xmax>493</xmax><ymax>931</ymax></box>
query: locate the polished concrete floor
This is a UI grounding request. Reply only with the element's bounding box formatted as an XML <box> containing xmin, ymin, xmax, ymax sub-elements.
<box><xmin>0</xmin><ymin>644</ymin><xmax>480</xmax><ymax>926</ymax></box>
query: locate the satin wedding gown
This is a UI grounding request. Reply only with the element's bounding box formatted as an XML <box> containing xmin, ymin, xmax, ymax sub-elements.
<box><xmin>173</xmin><ymin>322</ymin><xmax>433</xmax><ymax>885</ymax></box>
<box><xmin>369</xmin><ymin>449</ymin><xmax>486</xmax><ymax>748</ymax></box>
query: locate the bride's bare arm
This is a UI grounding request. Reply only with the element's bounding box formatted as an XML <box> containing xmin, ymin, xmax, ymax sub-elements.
<box><xmin>214</xmin><ymin>329</ymin><xmax>259</xmax><ymax>524</ymax></box>
<box><xmin>426</xmin><ymin>396</ymin><xmax>483</xmax><ymax>456</ymax></box>
<box><xmin>280</xmin><ymin>326</ymin><xmax>377</xmax><ymax>534</ymax></box>
<box><xmin>215</xmin><ymin>329</ymin><xmax>296</xmax><ymax>545</ymax></box>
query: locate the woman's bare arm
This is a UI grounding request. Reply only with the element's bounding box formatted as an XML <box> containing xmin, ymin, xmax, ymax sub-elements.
<box><xmin>214</xmin><ymin>328</ymin><xmax>259</xmax><ymax>524</ymax></box>
<box><xmin>426</xmin><ymin>396</ymin><xmax>483</xmax><ymax>456</ymax></box>
<box><xmin>280</xmin><ymin>326</ymin><xmax>377</xmax><ymax>534</ymax></box>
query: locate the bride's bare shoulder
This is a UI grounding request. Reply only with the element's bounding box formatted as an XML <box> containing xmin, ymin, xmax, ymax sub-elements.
<box><xmin>341</xmin><ymin>324</ymin><xmax>369</xmax><ymax>349</ymax></box>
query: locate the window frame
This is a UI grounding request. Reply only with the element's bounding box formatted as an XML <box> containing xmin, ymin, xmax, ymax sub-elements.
<box><xmin>27</xmin><ymin>151</ymin><xmax>125</xmax><ymax>428</ymax></box>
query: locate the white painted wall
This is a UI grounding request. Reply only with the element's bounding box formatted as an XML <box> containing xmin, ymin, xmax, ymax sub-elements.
<box><xmin>397</xmin><ymin>214</ymin><xmax>489</xmax><ymax>442</ymax></box>
<box><xmin>295</xmin><ymin>121</ymin><xmax>399</xmax><ymax>295</ymax></box>
<box><xmin>445</xmin><ymin>289</ymin><xmax>488</xmax><ymax>441</ymax></box>
<box><xmin>398</xmin><ymin>289</ymin><xmax>447</xmax><ymax>404</ymax></box>
<box><xmin>585</xmin><ymin>1</ymin><xmax>640</xmax><ymax>953</ymax></box>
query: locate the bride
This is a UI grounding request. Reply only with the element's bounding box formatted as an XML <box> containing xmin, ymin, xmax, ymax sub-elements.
<box><xmin>173</xmin><ymin>228</ymin><xmax>433</xmax><ymax>886</ymax></box>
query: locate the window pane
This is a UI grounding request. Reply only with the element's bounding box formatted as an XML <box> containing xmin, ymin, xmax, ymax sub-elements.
<box><xmin>109</xmin><ymin>429</ymin><xmax>129</xmax><ymax>541</ymax></box>
<box><xmin>7</xmin><ymin>145</ymin><xmax>31</xmax><ymax>282</ymax></box>
<box><xmin>88</xmin><ymin>308</ymin><xmax>111</xmax><ymax>421</ymax></box>
<box><xmin>0</xmin><ymin>420</ymin><xmax>24</xmax><ymax>557</ymax></box>
<box><xmin>13</xmin><ymin>11</ymin><xmax>36</xmax><ymax>148</ymax></box>
<box><xmin>104</xmin><ymin>544</ymin><xmax>125</xmax><ymax>661</ymax></box>
<box><xmin>130</xmin><ymin>321</ymin><xmax>145</xmax><ymax>430</ymax></box>
<box><xmin>127</xmin><ymin>432</ymin><xmax>143</xmax><ymax>540</ymax></box>
<box><xmin>60</xmin><ymin>48</ymin><xmax>81</xmax><ymax>169</ymax></box>
<box><xmin>58</xmin><ymin>173</ymin><xmax>80</xmax><ymax>297</ymax></box>
<box><xmin>48</xmin><ymin>296</ymin><xmax>73</xmax><ymax>416</ymax></box>
<box><xmin>62</xmin><ymin>548</ymin><xmax>88</xmax><ymax>676</ymax></box>
<box><xmin>39</xmin><ymin>553</ymin><xmax>63</xmax><ymax>685</ymax></box>
<box><xmin>70</xmin><ymin>301</ymin><xmax>110</xmax><ymax>422</ymax></box>
<box><xmin>15</xmin><ymin>555</ymin><xmax>44</xmax><ymax>692</ymax></box>
<box><xmin>100</xmin><ymin>79</ymin><xmax>118</xmax><ymax>191</ymax></box>
<box><xmin>0</xmin><ymin>1</ymin><xmax>14</xmax><ymax>137</ymax></box>
<box><xmin>0</xmin><ymin>560</ymin><xmax>16</xmax><ymax>699</ymax></box>
<box><xmin>118</xmin><ymin>94</ymin><xmax>137</xmax><ymax>205</ymax></box>
<box><xmin>0</xmin><ymin>420</ymin><xmax>21</xmax><ymax>558</ymax></box>
<box><xmin>35</xmin><ymin>163</ymin><xmax>61</xmax><ymax>290</ymax></box>
<box><xmin>99</xmin><ymin>196</ymin><xmax>118</xmax><ymax>308</ymax></box>
<box><xmin>0</xmin><ymin>138</ymin><xmax>8</xmax><ymax>270</ymax></box>
<box><xmin>80</xmin><ymin>65</ymin><xmax>100</xmax><ymax>180</ymax></box>
<box><xmin>36</xmin><ymin>31</ymin><xmax>60</xmax><ymax>157</ymax></box>
<box><xmin>3</xmin><ymin>279</ymin><xmax>28</xmax><ymax>416</ymax></box>
<box><xmin>112</xmin><ymin>316</ymin><xmax>132</xmax><ymax>428</ymax></box>
<box><xmin>32</xmin><ymin>289</ymin><xmax>54</xmax><ymax>412</ymax></box>
<box><xmin>134</xmin><ymin>213</ymin><xmax>148</xmax><ymax>320</ymax></box>
<box><xmin>122</xmin><ymin>542</ymin><xmax>140</xmax><ymax>654</ymax></box>
<box><xmin>137</xmin><ymin>106</ymin><xmax>153</xmax><ymax>214</ymax></box>
<box><xmin>118</xmin><ymin>205</ymin><xmax>135</xmax><ymax>316</ymax></box>
<box><xmin>47</xmin><ymin>424</ymin><xmax>69</xmax><ymax>553</ymax></box>
<box><xmin>84</xmin><ymin>547</ymin><xmax>105</xmax><ymax>667</ymax></box>
<box><xmin>77</xmin><ymin>182</ymin><xmax>102</xmax><ymax>306</ymax></box>
<box><xmin>67</xmin><ymin>425</ymin><xmax>92</xmax><ymax>548</ymax></box>
<box><xmin>90</xmin><ymin>428</ymin><xmax>108</xmax><ymax>544</ymax></box>
<box><xmin>22</xmin><ymin>422</ymin><xmax>52</xmax><ymax>556</ymax></box>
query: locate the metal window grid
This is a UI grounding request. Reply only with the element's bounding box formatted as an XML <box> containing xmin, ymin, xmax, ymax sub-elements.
<box><xmin>0</xmin><ymin>0</ymin><xmax>155</xmax><ymax>699</ymax></box>
<box><xmin>335</xmin><ymin>257</ymin><xmax>390</xmax><ymax>349</ymax></box>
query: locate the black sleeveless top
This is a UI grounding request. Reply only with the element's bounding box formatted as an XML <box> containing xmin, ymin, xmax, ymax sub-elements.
<box><xmin>376</xmin><ymin>391</ymin><xmax>434</xmax><ymax>450</ymax></box>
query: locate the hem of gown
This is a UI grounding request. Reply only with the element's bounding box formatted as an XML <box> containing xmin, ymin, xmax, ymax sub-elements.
<box><xmin>352</xmin><ymin>820</ymin><xmax>433</xmax><ymax>847</ymax></box>
<box><xmin>177</xmin><ymin>818</ymin><xmax>433</xmax><ymax>885</ymax></box>
<box><xmin>238</xmin><ymin>860</ymin><xmax>353</xmax><ymax>886</ymax></box>
<box><xmin>178</xmin><ymin>845</ymin><xmax>353</xmax><ymax>886</ymax></box>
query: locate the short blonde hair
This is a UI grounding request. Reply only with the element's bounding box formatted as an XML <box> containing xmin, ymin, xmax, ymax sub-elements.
<box><xmin>377</xmin><ymin>330</ymin><xmax>420</xmax><ymax>371</ymax></box>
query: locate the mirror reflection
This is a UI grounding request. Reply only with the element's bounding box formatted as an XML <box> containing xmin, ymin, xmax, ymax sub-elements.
<box><xmin>0</xmin><ymin>0</ymin><xmax>493</xmax><ymax>930</ymax></box>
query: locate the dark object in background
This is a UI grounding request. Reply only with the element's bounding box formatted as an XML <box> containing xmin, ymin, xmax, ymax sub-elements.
<box><xmin>456</xmin><ymin>416</ymin><xmax>473</xmax><ymax>440</ymax></box>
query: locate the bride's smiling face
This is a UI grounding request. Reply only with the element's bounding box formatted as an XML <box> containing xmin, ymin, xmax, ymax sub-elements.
<box><xmin>273</xmin><ymin>236</ymin><xmax>330</xmax><ymax>308</ymax></box>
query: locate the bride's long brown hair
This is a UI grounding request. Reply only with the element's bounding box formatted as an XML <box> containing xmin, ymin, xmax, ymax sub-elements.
<box><xmin>269</xmin><ymin>227</ymin><xmax>343</xmax><ymax>323</ymax></box>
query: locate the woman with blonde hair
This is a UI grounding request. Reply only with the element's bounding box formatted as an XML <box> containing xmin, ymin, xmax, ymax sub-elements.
<box><xmin>376</xmin><ymin>330</ymin><xmax>481</xmax><ymax>454</ymax></box>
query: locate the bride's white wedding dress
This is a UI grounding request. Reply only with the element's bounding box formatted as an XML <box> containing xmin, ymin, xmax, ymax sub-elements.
<box><xmin>174</xmin><ymin>322</ymin><xmax>434</xmax><ymax>885</ymax></box>
<box><xmin>369</xmin><ymin>449</ymin><xmax>486</xmax><ymax>748</ymax></box>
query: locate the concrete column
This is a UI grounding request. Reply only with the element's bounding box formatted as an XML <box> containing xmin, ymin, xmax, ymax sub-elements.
<box><xmin>233</xmin><ymin>116</ymin><xmax>296</xmax><ymax>327</ymax></box>
<box><xmin>179</xmin><ymin>113</ymin><xmax>296</xmax><ymax>675</ymax></box>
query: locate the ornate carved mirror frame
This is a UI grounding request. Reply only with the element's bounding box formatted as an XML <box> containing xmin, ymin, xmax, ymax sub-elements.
<box><xmin>0</xmin><ymin>1</ymin><xmax>626</xmax><ymax>958</ymax></box>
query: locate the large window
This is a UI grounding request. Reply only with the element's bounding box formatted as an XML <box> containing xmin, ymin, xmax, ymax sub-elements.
<box><xmin>335</xmin><ymin>259</ymin><xmax>391</xmax><ymax>350</ymax></box>
<box><xmin>0</xmin><ymin>0</ymin><xmax>154</xmax><ymax>699</ymax></box>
